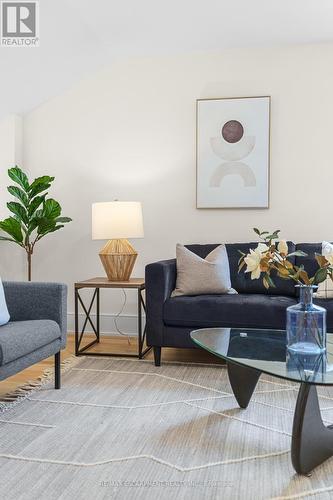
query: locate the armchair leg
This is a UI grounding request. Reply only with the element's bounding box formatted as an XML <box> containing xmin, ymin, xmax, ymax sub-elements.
<box><xmin>55</xmin><ymin>351</ymin><xmax>61</xmax><ymax>389</ymax></box>
<box><xmin>154</xmin><ymin>347</ymin><xmax>161</xmax><ymax>367</ymax></box>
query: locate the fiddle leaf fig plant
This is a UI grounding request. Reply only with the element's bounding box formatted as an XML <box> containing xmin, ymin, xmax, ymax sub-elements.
<box><xmin>0</xmin><ymin>166</ymin><xmax>72</xmax><ymax>281</ymax></box>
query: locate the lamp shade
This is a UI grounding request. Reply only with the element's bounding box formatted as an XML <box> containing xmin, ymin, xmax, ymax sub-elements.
<box><xmin>92</xmin><ymin>201</ymin><xmax>144</xmax><ymax>240</ymax></box>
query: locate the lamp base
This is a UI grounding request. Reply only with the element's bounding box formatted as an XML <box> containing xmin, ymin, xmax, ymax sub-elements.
<box><xmin>99</xmin><ymin>239</ymin><xmax>138</xmax><ymax>281</ymax></box>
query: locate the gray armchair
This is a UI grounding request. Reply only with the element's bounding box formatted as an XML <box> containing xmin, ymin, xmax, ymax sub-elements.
<box><xmin>0</xmin><ymin>282</ymin><xmax>67</xmax><ymax>388</ymax></box>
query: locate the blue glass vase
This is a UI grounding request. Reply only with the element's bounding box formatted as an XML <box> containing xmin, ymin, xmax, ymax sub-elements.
<box><xmin>286</xmin><ymin>285</ymin><xmax>326</xmax><ymax>355</ymax></box>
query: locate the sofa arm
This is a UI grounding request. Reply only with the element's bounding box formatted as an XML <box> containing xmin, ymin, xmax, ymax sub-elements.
<box><xmin>3</xmin><ymin>282</ymin><xmax>68</xmax><ymax>347</ymax></box>
<box><xmin>145</xmin><ymin>259</ymin><xmax>176</xmax><ymax>346</ymax></box>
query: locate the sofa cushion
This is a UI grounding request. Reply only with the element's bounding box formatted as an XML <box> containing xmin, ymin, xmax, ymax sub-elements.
<box><xmin>172</xmin><ymin>244</ymin><xmax>236</xmax><ymax>296</ymax></box>
<box><xmin>0</xmin><ymin>278</ymin><xmax>9</xmax><ymax>326</ymax></box>
<box><xmin>0</xmin><ymin>319</ymin><xmax>61</xmax><ymax>366</ymax></box>
<box><xmin>164</xmin><ymin>294</ymin><xmax>297</xmax><ymax>329</ymax></box>
<box><xmin>185</xmin><ymin>242</ymin><xmax>297</xmax><ymax>297</ymax></box>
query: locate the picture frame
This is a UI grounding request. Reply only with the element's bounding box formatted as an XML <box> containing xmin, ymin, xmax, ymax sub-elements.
<box><xmin>196</xmin><ymin>96</ymin><xmax>271</xmax><ymax>209</ymax></box>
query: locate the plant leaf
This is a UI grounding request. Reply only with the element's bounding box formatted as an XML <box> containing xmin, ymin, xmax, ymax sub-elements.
<box><xmin>313</xmin><ymin>267</ymin><xmax>328</xmax><ymax>285</ymax></box>
<box><xmin>29</xmin><ymin>182</ymin><xmax>52</xmax><ymax>199</ymax></box>
<box><xmin>8</xmin><ymin>166</ymin><xmax>29</xmax><ymax>191</ymax></box>
<box><xmin>7</xmin><ymin>202</ymin><xmax>28</xmax><ymax>225</ymax></box>
<box><xmin>7</xmin><ymin>186</ymin><xmax>29</xmax><ymax>207</ymax></box>
<box><xmin>287</xmin><ymin>250</ymin><xmax>308</xmax><ymax>258</ymax></box>
<box><xmin>0</xmin><ymin>236</ymin><xmax>18</xmax><ymax>243</ymax></box>
<box><xmin>299</xmin><ymin>270</ymin><xmax>310</xmax><ymax>285</ymax></box>
<box><xmin>42</xmin><ymin>199</ymin><xmax>61</xmax><ymax>219</ymax></box>
<box><xmin>55</xmin><ymin>216</ymin><xmax>72</xmax><ymax>223</ymax></box>
<box><xmin>29</xmin><ymin>175</ymin><xmax>54</xmax><ymax>193</ymax></box>
<box><xmin>37</xmin><ymin>224</ymin><xmax>64</xmax><ymax>240</ymax></box>
<box><xmin>266</xmin><ymin>275</ymin><xmax>276</xmax><ymax>288</ymax></box>
<box><xmin>28</xmin><ymin>195</ymin><xmax>46</xmax><ymax>217</ymax></box>
<box><xmin>315</xmin><ymin>254</ymin><xmax>328</xmax><ymax>268</ymax></box>
<box><xmin>238</xmin><ymin>260</ymin><xmax>246</xmax><ymax>272</ymax></box>
<box><xmin>284</xmin><ymin>260</ymin><xmax>293</xmax><ymax>269</ymax></box>
<box><xmin>253</xmin><ymin>228</ymin><xmax>261</xmax><ymax>235</ymax></box>
<box><xmin>37</xmin><ymin>218</ymin><xmax>56</xmax><ymax>235</ymax></box>
<box><xmin>263</xmin><ymin>276</ymin><xmax>269</xmax><ymax>289</ymax></box>
<box><xmin>0</xmin><ymin>217</ymin><xmax>23</xmax><ymax>243</ymax></box>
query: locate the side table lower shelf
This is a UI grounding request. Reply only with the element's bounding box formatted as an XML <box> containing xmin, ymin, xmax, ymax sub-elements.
<box><xmin>74</xmin><ymin>278</ymin><xmax>152</xmax><ymax>359</ymax></box>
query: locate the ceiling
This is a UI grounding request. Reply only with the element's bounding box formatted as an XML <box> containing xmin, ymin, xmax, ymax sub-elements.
<box><xmin>1</xmin><ymin>0</ymin><xmax>333</xmax><ymax>120</ymax></box>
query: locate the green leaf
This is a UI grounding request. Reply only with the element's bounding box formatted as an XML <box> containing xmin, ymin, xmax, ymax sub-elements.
<box><xmin>26</xmin><ymin>208</ymin><xmax>44</xmax><ymax>235</ymax></box>
<box><xmin>37</xmin><ymin>224</ymin><xmax>64</xmax><ymax>240</ymax></box>
<box><xmin>36</xmin><ymin>218</ymin><xmax>56</xmax><ymax>235</ymax></box>
<box><xmin>29</xmin><ymin>182</ymin><xmax>52</xmax><ymax>199</ymax></box>
<box><xmin>55</xmin><ymin>216</ymin><xmax>72</xmax><ymax>223</ymax></box>
<box><xmin>7</xmin><ymin>186</ymin><xmax>29</xmax><ymax>207</ymax></box>
<box><xmin>28</xmin><ymin>195</ymin><xmax>46</xmax><ymax>217</ymax></box>
<box><xmin>238</xmin><ymin>260</ymin><xmax>246</xmax><ymax>272</ymax></box>
<box><xmin>287</xmin><ymin>250</ymin><xmax>308</xmax><ymax>258</ymax></box>
<box><xmin>28</xmin><ymin>176</ymin><xmax>54</xmax><ymax>198</ymax></box>
<box><xmin>0</xmin><ymin>236</ymin><xmax>18</xmax><ymax>243</ymax></box>
<box><xmin>313</xmin><ymin>267</ymin><xmax>328</xmax><ymax>285</ymax></box>
<box><xmin>266</xmin><ymin>230</ymin><xmax>281</xmax><ymax>241</ymax></box>
<box><xmin>253</xmin><ymin>227</ymin><xmax>261</xmax><ymax>235</ymax></box>
<box><xmin>42</xmin><ymin>199</ymin><xmax>61</xmax><ymax>219</ymax></box>
<box><xmin>0</xmin><ymin>217</ymin><xmax>23</xmax><ymax>243</ymax></box>
<box><xmin>266</xmin><ymin>275</ymin><xmax>276</xmax><ymax>288</ymax></box>
<box><xmin>6</xmin><ymin>202</ymin><xmax>28</xmax><ymax>225</ymax></box>
<box><xmin>8</xmin><ymin>166</ymin><xmax>29</xmax><ymax>191</ymax></box>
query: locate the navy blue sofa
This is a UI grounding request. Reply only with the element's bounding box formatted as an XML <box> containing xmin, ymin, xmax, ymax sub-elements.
<box><xmin>145</xmin><ymin>242</ymin><xmax>333</xmax><ymax>366</ymax></box>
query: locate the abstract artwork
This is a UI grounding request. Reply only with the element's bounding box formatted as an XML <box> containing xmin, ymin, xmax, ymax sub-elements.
<box><xmin>196</xmin><ymin>96</ymin><xmax>270</xmax><ymax>208</ymax></box>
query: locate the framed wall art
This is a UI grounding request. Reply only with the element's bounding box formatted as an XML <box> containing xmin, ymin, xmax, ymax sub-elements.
<box><xmin>196</xmin><ymin>96</ymin><xmax>270</xmax><ymax>208</ymax></box>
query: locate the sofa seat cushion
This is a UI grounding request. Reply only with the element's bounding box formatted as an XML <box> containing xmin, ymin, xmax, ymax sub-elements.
<box><xmin>0</xmin><ymin>320</ymin><xmax>61</xmax><ymax>366</ymax></box>
<box><xmin>163</xmin><ymin>294</ymin><xmax>297</xmax><ymax>329</ymax></box>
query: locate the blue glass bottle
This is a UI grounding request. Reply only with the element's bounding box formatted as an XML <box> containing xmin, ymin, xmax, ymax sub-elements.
<box><xmin>286</xmin><ymin>285</ymin><xmax>326</xmax><ymax>355</ymax></box>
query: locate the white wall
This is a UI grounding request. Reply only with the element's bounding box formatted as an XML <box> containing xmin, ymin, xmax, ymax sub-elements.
<box><xmin>0</xmin><ymin>115</ymin><xmax>25</xmax><ymax>281</ymax></box>
<box><xmin>22</xmin><ymin>43</ymin><xmax>333</xmax><ymax>331</ymax></box>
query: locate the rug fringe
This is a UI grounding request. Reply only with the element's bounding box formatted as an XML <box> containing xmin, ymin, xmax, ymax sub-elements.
<box><xmin>0</xmin><ymin>355</ymin><xmax>80</xmax><ymax>413</ymax></box>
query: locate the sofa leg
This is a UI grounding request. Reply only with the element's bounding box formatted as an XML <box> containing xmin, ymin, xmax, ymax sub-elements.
<box><xmin>154</xmin><ymin>347</ymin><xmax>161</xmax><ymax>367</ymax></box>
<box><xmin>55</xmin><ymin>351</ymin><xmax>61</xmax><ymax>389</ymax></box>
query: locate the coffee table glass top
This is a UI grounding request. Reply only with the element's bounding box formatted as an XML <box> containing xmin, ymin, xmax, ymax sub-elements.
<box><xmin>190</xmin><ymin>327</ymin><xmax>333</xmax><ymax>386</ymax></box>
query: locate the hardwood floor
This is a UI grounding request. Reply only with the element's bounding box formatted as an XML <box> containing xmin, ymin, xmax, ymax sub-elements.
<box><xmin>0</xmin><ymin>334</ymin><xmax>223</xmax><ymax>399</ymax></box>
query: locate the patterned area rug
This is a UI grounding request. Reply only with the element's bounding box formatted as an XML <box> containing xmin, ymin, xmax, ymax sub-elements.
<box><xmin>1</xmin><ymin>356</ymin><xmax>333</xmax><ymax>499</ymax></box>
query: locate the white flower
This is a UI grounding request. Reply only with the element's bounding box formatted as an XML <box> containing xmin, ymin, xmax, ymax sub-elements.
<box><xmin>277</xmin><ymin>240</ymin><xmax>288</xmax><ymax>255</ymax></box>
<box><xmin>244</xmin><ymin>243</ymin><xmax>269</xmax><ymax>280</ymax></box>
<box><xmin>322</xmin><ymin>241</ymin><xmax>333</xmax><ymax>266</ymax></box>
<box><xmin>257</xmin><ymin>243</ymin><xmax>269</xmax><ymax>254</ymax></box>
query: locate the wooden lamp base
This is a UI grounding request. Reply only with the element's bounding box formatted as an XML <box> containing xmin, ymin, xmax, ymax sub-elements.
<box><xmin>99</xmin><ymin>239</ymin><xmax>138</xmax><ymax>281</ymax></box>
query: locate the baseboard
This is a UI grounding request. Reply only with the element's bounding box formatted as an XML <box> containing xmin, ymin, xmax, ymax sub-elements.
<box><xmin>67</xmin><ymin>312</ymin><xmax>145</xmax><ymax>336</ymax></box>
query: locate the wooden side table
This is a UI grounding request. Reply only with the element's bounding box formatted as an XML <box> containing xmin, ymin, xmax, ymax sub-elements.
<box><xmin>74</xmin><ymin>277</ymin><xmax>151</xmax><ymax>359</ymax></box>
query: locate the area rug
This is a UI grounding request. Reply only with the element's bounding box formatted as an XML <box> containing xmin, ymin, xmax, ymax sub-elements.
<box><xmin>1</xmin><ymin>357</ymin><xmax>333</xmax><ymax>500</ymax></box>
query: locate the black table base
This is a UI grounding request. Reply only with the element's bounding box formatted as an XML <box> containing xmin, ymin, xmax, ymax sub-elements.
<box><xmin>227</xmin><ymin>361</ymin><xmax>333</xmax><ymax>475</ymax></box>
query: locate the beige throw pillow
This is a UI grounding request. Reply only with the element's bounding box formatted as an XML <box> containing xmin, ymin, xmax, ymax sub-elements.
<box><xmin>171</xmin><ymin>244</ymin><xmax>237</xmax><ymax>297</ymax></box>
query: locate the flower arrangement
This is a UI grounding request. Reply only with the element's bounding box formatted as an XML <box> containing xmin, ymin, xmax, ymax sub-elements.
<box><xmin>238</xmin><ymin>228</ymin><xmax>333</xmax><ymax>289</ymax></box>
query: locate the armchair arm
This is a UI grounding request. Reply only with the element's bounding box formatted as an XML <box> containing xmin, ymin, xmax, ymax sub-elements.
<box><xmin>3</xmin><ymin>282</ymin><xmax>67</xmax><ymax>347</ymax></box>
<box><xmin>145</xmin><ymin>259</ymin><xmax>176</xmax><ymax>346</ymax></box>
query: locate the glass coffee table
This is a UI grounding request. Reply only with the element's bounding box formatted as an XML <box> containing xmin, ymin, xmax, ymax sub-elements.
<box><xmin>191</xmin><ymin>327</ymin><xmax>333</xmax><ymax>475</ymax></box>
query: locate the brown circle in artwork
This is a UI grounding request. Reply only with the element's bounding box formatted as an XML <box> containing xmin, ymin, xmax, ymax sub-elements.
<box><xmin>222</xmin><ymin>120</ymin><xmax>244</xmax><ymax>143</ymax></box>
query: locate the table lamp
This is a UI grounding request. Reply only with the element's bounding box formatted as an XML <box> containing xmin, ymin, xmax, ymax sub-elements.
<box><xmin>92</xmin><ymin>201</ymin><xmax>144</xmax><ymax>281</ymax></box>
